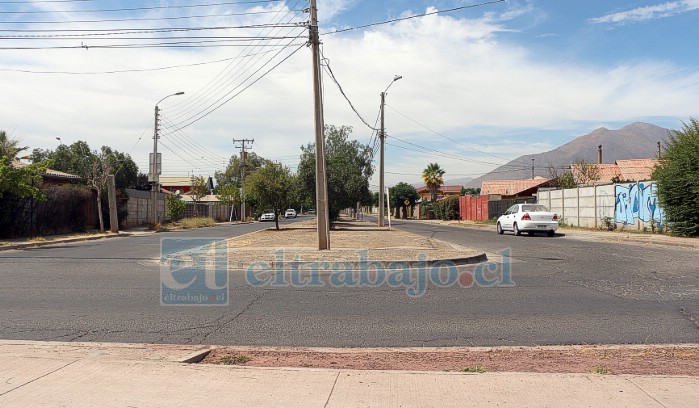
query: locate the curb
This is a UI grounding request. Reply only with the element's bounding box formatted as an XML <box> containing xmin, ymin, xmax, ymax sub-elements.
<box><xmin>221</xmin><ymin>252</ymin><xmax>489</xmax><ymax>270</ymax></box>
<box><xmin>178</xmin><ymin>347</ymin><xmax>215</xmax><ymax>364</ymax></box>
<box><xmin>0</xmin><ymin>232</ymin><xmax>131</xmax><ymax>252</ymax></box>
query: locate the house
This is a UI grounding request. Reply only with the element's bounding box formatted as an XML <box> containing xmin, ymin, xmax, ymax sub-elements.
<box><xmin>481</xmin><ymin>177</ymin><xmax>556</xmax><ymax>199</ymax></box>
<box><xmin>160</xmin><ymin>176</ymin><xmax>215</xmax><ymax>194</ymax></box>
<box><xmin>570</xmin><ymin>159</ymin><xmax>659</xmax><ymax>185</ymax></box>
<box><xmin>416</xmin><ymin>185</ymin><xmax>462</xmax><ymax>202</ymax></box>
<box><xmin>11</xmin><ymin>160</ymin><xmax>81</xmax><ymax>186</ymax></box>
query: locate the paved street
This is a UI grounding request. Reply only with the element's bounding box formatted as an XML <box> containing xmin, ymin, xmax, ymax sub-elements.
<box><xmin>0</xmin><ymin>218</ymin><xmax>697</xmax><ymax>346</ymax></box>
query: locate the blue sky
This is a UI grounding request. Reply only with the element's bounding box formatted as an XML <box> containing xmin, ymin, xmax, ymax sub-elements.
<box><xmin>1</xmin><ymin>0</ymin><xmax>698</xmax><ymax>185</ymax></box>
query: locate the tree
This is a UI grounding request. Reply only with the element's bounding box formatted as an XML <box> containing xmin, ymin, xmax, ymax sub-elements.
<box><xmin>189</xmin><ymin>176</ymin><xmax>208</xmax><ymax>217</ymax></box>
<box><xmin>571</xmin><ymin>159</ymin><xmax>601</xmax><ymax>186</ymax></box>
<box><xmin>460</xmin><ymin>187</ymin><xmax>480</xmax><ymax>196</ymax></box>
<box><xmin>30</xmin><ymin>141</ymin><xmax>138</xmax><ymax>230</ymax></box>
<box><xmin>422</xmin><ymin>162</ymin><xmax>445</xmax><ymax>202</ymax></box>
<box><xmin>297</xmin><ymin>125</ymin><xmax>373</xmax><ymax>222</ymax></box>
<box><xmin>0</xmin><ymin>131</ymin><xmax>47</xmax><ymax>200</ymax></box>
<box><xmin>215</xmin><ymin>152</ymin><xmax>266</xmax><ymax>189</ymax></box>
<box><xmin>0</xmin><ymin>130</ymin><xmax>28</xmax><ymax>159</ymax></box>
<box><xmin>216</xmin><ymin>183</ymin><xmax>242</xmax><ymax>222</ymax></box>
<box><xmin>85</xmin><ymin>151</ymin><xmax>113</xmax><ymax>232</ymax></box>
<box><xmin>244</xmin><ymin>162</ymin><xmax>295</xmax><ymax>230</ymax></box>
<box><xmin>165</xmin><ymin>193</ymin><xmax>186</xmax><ymax>222</ymax></box>
<box><xmin>653</xmin><ymin>118</ymin><xmax>699</xmax><ymax>236</ymax></box>
<box><xmin>389</xmin><ymin>182</ymin><xmax>420</xmax><ymax>219</ymax></box>
<box><xmin>546</xmin><ymin>163</ymin><xmax>576</xmax><ymax>189</ymax></box>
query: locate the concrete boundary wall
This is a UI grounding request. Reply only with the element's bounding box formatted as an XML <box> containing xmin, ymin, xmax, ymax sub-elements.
<box><xmin>538</xmin><ymin>182</ymin><xmax>663</xmax><ymax>231</ymax></box>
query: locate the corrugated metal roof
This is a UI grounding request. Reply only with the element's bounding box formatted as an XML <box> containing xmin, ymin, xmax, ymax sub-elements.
<box><xmin>11</xmin><ymin>160</ymin><xmax>80</xmax><ymax>179</ymax></box>
<box><xmin>160</xmin><ymin>177</ymin><xmax>193</xmax><ymax>186</ymax></box>
<box><xmin>481</xmin><ymin>178</ymin><xmax>553</xmax><ymax>196</ymax></box>
<box><xmin>416</xmin><ymin>185</ymin><xmax>462</xmax><ymax>194</ymax></box>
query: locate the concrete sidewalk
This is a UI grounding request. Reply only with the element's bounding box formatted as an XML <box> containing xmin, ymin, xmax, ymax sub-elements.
<box><xmin>407</xmin><ymin>218</ymin><xmax>699</xmax><ymax>249</ymax></box>
<box><xmin>0</xmin><ymin>340</ymin><xmax>696</xmax><ymax>407</ymax></box>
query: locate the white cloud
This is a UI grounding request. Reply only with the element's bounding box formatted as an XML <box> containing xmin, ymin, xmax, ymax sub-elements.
<box><xmin>2</xmin><ymin>3</ymin><xmax>699</xmax><ymax>186</ymax></box>
<box><xmin>591</xmin><ymin>0</ymin><xmax>699</xmax><ymax>24</ymax></box>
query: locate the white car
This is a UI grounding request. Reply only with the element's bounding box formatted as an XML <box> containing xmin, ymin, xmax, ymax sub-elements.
<box><xmin>496</xmin><ymin>204</ymin><xmax>558</xmax><ymax>237</ymax></box>
<box><xmin>284</xmin><ymin>209</ymin><xmax>296</xmax><ymax>218</ymax></box>
<box><xmin>259</xmin><ymin>210</ymin><xmax>275</xmax><ymax>222</ymax></box>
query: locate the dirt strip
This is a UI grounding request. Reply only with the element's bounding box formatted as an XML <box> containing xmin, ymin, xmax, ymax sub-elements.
<box><xmin>225</xmin><ymin>217</ymin><xmax>482</xmax><ymax>264</ymax></box>
<box><xmin>203</xmin><ymin>344</ymin><xmax>699</xmax><ymax>375</ymax></box>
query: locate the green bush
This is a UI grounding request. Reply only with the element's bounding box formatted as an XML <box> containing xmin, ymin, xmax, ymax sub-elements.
<box><xmin>165</xmin><ymin>194</ymin><xmax>186</xmax><ymax>222</ymax></box>
<box><xmin>433</xmin><ymin>196</ymin><xmax>460</xmax><ymax>220</ymax></box>
<box><xmin>420</xmin><ymin>203</ymin><xmax>435</xmax><ymax>220</ymax></box>
<box><xmin>653</xmin><ymin>118</ymin><xmax>699</xmax><ymax>236</ymax></box>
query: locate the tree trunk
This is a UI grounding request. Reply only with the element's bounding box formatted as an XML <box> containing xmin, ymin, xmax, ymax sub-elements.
<box><xmin>96</xmin><ymin>190</ymin><xmax>104</xmax><ymax>232</ymax></box>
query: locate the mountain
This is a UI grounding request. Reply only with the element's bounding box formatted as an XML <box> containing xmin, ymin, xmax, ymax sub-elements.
<box><xmin>465</xmin><ymin>122</ymin><xmax>671</xmax><ymax>188</ymax></box>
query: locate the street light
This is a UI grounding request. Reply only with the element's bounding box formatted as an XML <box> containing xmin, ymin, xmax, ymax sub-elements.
<box><xmin>378</xmin><ymin>75</ymin><xmax>402</xmax><ymax>228</ymax></box>
<box><xmin>150</xmin><ymin>91</ymin><xmax>185</xmax><ymax>226</ymax></box>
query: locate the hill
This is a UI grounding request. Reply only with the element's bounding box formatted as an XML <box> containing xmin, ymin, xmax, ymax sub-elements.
<box><xmin>465</xmin><ymin>122</ymin><xmax>671</xmax><ymax>188</ymax></box>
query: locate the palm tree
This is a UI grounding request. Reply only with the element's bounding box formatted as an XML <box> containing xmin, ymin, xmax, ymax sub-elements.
<box><xmin>0</xmin><ymin>130</ymin><xmax>28</xmax><ymax>160</ymax></box>
<box><xmin>422</xmin><ymin>162</ymin><xmax>445</xmax><ymax>202</ymax></box>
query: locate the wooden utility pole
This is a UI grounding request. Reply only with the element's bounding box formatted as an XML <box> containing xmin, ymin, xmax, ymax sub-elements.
<box><xmin>310</xmin><ymin>0</ymin><xmax>330</xmax><ymax>249</ymax></box>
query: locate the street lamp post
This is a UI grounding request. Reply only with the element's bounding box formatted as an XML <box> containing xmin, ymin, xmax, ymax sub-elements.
<box><xmin>150</xmin><ymin>91</ymin><xmax>184</xmax><ymax>226</ymax></box>
<box><xmin>378</xmin><ymin>75</ymin><xmax>402</xmax><ymax>228</ymax></box>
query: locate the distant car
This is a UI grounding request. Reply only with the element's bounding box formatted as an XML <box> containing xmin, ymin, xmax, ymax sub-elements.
<box><xmin>284</xmin><ymin>209</ymin><xmax>297</xmax><ymax>218</ymax></box>
<box><xmin>259</xmin><ymin>210</ymin><xmax>275</xmax><ymax>222</ymax></box>
<box><xmin>496</xmin><ymin>204</ymin><xmax>558</xmax><ymax>237</ymax></box>
<box><xmin>307</xmin><ymin>209</ymin><xmax>316</xmax><ymax>215</ymax></box>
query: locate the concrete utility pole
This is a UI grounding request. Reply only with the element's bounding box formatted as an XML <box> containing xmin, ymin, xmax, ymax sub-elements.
<box><xmin>310</xmin><ymin>0</ymin><xmax>330</xmax><ymax>250</ymax></box>
<box><xmin>378</xmin><ymin>75</ymin><xmax>402</xmax><ymax>228</ymax></box>
<box><xmin>107</xmin><ymin>175</ymin><xmax>118</xmax><ymax>233</ymax></box>
<box><xmin>233</xmin><ymin>138</ymin><xmax>254</xmax><ymax>221</ymax></box>
<box><xmin>149</xmin><ymin>91</ymin><xmax>184</xmax><ymax>226</ymax></box>
<box><xmin>531</xmin><ymin>158</ymin><xmax>535</xmax><ymax>179</ymax></box>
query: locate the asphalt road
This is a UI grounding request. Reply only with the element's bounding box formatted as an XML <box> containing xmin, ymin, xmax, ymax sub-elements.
<box><xmin>1</xmin><ymin>217</ymin><xmax>697</xmax><ymax>347</ymax></box>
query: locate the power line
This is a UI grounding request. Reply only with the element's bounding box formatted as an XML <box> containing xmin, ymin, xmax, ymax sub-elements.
<box><xmin>168</xmin><ymin>41</ymin><xmax>306</xmax><ymax>131</ymax></box>
<box><xmin>1</xmin><ymin>9</ymin><xmax>306</xmax><ymax>25</ymax></box>
<box><xmin>0</xmin><ymin>1</ymin><xmax>286</xmax><ymax>14</ymax></box>
<box><xmin>386</xmin><ymin>139</ymin><xmax>530</xmax><ymax>169</ymax></box>
<box><xmin>384</xmin><ymin>104</ymin><xmax>531</xmax><ymax>166</ymax></box>
<box><xmin>166</xmin><ymin>0</ymin><xmax>307</xmax><ymax>124</ymax></box>
<box><xmin>321</xmin><ymin>0</ymin><xmax>506</xmax><ymax>36</ymax></box>
<box><xmin>320</xmin><ymin>46</ymin><xmax>378</xmax><ymax>132</ymax></box>
<box><xmin>0</xmin><ymin>47</ymin><xmax>289</xmax><ymax>74</ymax></box>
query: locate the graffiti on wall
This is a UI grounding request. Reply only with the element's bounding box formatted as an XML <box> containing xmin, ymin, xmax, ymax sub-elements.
<box><xmin>615</xmin><ymin>182</ymin><xmax>664</xmax><ymax>227</ymax></box>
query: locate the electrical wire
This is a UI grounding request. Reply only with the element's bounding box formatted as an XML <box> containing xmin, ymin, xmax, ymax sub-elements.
<box><xmin>321</xmin><ymin>0</ymin><xmax>506</xmax><ymax>36</ymax></box>
<box><xmin>165</xmin><ymin>0</ymin><xmax>307</xmax><ymax>123</ymax></box>
<box><xmin>0</xmin><ymin>46</ymin><xmax>290</xmax><ymax>74</ymax></box>
<box><xmin>320</xmin><ymin>46</ymin><xmax>378</xmax><ymax>132</ymax></box>
<box><xmin>0</xmin><ymin>1</ymin><xmax>288</xmax><ymax>14</ymax></box>
<box><xmin>1</xmin><ymin>10</ymin><xmax>307</xmax><ymax>25</ymax></box>
<box><xmin>384</xmin><ymin>104</ymin><xmax>532</xmax><ymax>166</ymax></box>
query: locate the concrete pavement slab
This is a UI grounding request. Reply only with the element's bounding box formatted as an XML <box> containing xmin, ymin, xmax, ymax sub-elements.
<box><xmin>1</xmin><ymin>356</ymin><xmax>697</xmax><ymax>408</ymax></box>
<box><xmin>0</xmin><ymin>360</ymin><xmax>338</xmax><ymax>408</ymax></box>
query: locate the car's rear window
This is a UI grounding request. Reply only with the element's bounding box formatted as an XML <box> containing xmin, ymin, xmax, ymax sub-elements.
<box><xmin>522</xmin><ymin>205</ymin><xmax>550</xmax><ymax>212</ymax></box>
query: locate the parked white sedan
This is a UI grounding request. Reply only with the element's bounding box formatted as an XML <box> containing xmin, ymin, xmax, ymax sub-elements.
<box><xmin>496</xmin><ymin>204</ymin><xmax>559</xmax><ymax>237</ymax></box>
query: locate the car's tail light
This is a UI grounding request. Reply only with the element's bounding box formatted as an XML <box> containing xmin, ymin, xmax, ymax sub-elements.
<box><xmin>521</xmin><ymin>213</ymin><xmax>531</xmax><ymax>220</ymax></box>
<box><xmin>553</xmin><ymin>214</ymin><xmax>558</xmax><ymax>221</ymax></box>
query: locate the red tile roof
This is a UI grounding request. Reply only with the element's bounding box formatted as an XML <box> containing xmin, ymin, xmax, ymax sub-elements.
<box><xmin>571</xmin><ymin>159</ymin><xmax>659</xmax><ymax>185</ymax></box>
<box><xmin>616</xmin><ymin>159</ymin><xmax>659</xmax><ymax>182</ymax></box>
